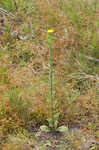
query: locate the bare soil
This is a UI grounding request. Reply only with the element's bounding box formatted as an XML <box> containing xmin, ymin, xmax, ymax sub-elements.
<box><xmin>27</xmin><ymin>126</ymin><xmax>99</xmax><ymax>150</ymax></box>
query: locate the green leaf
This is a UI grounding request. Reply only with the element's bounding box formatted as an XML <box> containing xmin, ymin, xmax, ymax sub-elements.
<box><xmin>47</xmin><ymin>118</ymin><xmax>53</xmax><ymax>128</ymax></box>
<box><xmin>54</xmin><ymin>120</ymin><xmax>58</xmax><ymax>129</ymax></box>
<box><xmin>56</xmin><ymin>126</ymin><xmax>68</xmax><ymax>132</ymax></box>
<box><xmin>40</xmin><ymin>125</ymin><xmax>50</xmax><ymax>132</ymax></box>
<box><xmin>53</xmin><ymin>113</ymin><xmax>60</xmax><ymax>120</ymax></box>
<box><xmin>45</xmin><ymin>140</ymin><xmax>51</xmax><ymax>146</ymax></box>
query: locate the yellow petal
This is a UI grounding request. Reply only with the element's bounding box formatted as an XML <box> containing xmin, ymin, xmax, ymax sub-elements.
<box><xmin>47</xmin><ymin>29</ymin><xmax>54</xmax><ymax>33</ymax></box>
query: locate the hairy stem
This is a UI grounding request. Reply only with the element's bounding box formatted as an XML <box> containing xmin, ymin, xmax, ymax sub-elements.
<box><xmin>49</xmin><ymin>46</ymin><xmax>54</xmax><ymax>130</ymax></box>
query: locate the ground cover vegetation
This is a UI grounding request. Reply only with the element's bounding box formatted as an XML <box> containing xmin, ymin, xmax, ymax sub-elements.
<box><xmin>0</xmin><ymin>0</ymin><xmax>99</xmax><ymax>149</ymax></box>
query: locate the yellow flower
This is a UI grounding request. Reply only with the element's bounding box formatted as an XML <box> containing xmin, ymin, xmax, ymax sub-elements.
<box><xmin>47</xmin><ymin>29</ymin><xmax>54</xmax><ymax>33</ymax></box>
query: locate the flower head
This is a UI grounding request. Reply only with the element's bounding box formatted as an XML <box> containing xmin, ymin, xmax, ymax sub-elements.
<box><xmin>47</xmin><ymin>29</ymin><xmax>54</xmax><ymax>33</ymax></box>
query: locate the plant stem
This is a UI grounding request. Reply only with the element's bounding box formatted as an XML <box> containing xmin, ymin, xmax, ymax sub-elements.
<box><xmin>14</xmin><ymin>0</ymin><xmax>18</xmax><ymax>11</ymax></box>
<box><xmin>49</xmin><ymin>46</ymin><xmax>54</xmax><ymax>130</ymax></box>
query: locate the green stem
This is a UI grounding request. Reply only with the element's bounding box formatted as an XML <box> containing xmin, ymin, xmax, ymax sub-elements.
<box><xmin>49</xmin><ymin>46</ymin><xmax>54</xmax><ymax>130</ymax></box>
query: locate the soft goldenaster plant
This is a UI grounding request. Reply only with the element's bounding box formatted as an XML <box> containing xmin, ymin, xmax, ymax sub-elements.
<box><xmin>40</xmin><ymin>30</ymin><xmax>68</xmax><ymax>132</ymax></box>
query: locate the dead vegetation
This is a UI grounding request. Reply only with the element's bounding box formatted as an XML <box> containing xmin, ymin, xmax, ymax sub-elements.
<box><xmin>0</xmin><ymin>0</ymin><xmax>99</xmax><ymax>149</ymax></box>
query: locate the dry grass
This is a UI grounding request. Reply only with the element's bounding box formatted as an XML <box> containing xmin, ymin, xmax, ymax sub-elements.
<box><xmin>0</xmin><ymin>0</ymin><xmax>99</xmax><ymax>149</ymax></box>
